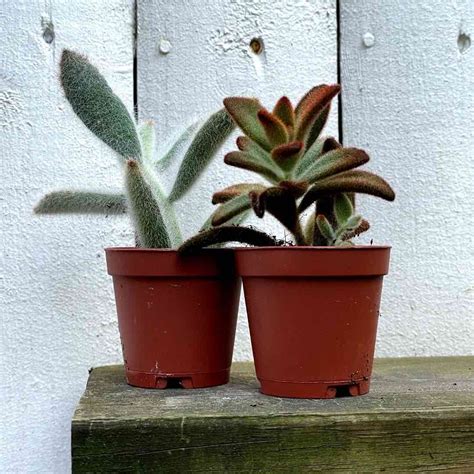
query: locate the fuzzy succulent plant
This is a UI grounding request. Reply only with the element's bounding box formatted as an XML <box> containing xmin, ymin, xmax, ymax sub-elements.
<box><xmin>179</xmin><ymin>84</ymin><xmax>395</xmax><ymax>253</ymax></box>
<box><xmin>34</xmin><ymin>50</ymin><xmax>239</xmax><ymax>248</ymax></box>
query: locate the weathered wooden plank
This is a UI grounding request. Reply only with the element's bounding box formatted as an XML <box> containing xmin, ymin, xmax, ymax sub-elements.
<box><xmin>340</xmin><ymin>1</ymin><xmax>474</xmax><ymax>357</ymax></box>
<box><xmin>72</xmin><ymin>357</ymin><xmax>474</xmax><ymax>472</ymax></box>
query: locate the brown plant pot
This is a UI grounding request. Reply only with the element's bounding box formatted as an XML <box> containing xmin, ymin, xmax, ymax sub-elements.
<box><xmin>235</xmin><ymin>246</ymin><xmax>391</xmax><ymax>399</ymax></box>
<box><xmin>105</xmin><ymin>248</ymin><xmax>240</xmax><ymax>389</ymax></box>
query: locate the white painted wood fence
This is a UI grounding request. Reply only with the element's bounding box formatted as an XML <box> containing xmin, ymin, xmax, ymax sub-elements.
<box><xmin>1</xmin><ymin>1</ymin><xmax>472</xmax><ymax>472</ymax></box>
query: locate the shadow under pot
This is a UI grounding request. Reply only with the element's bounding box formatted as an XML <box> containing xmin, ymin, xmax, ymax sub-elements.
<box><xmin>235</xmin><ymin>246</ymin><xmax>391</xmax><ymax>399</ymax></box>
<box><xmin>105</xmin><ymin>248</ymin><xmax>241</xmax><ymax>389</ymax></box>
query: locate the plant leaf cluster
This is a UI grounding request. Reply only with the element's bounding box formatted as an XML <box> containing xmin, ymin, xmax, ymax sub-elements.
<box><xmin>35</xmin><ymin>50</ymin><xmax>236</xmax><ymax>248</ymax></box>
<box><xmin>181</xmin><ymin>84</ymin><xmax>395</xmax><ymax>251</ymax></box>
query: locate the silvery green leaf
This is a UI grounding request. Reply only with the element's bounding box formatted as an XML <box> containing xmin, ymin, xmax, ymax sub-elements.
<box><xmin>60</xmin><ymin>50</ymin><xmax>141</xmax><ymax>159</ymax></box>
<box><xmin>169</xmin><ymin>109</ymin><xmax>235</xmax><ymax>201</ymax></box>
<box><xmin>34</xmin><ymin>191</ymin><xmax>126</xmax><ymax>214</ymax></box>
<box><xmin>125</xmin><ymin>161</ymin><xmax>171</xmax><ymax>248</ymax></box>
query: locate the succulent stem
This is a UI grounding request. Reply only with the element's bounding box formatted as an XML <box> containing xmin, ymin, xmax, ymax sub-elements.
<box><xmin>293</xmin><ymin>220</ymin><xmax>308</xmax><ymax>246</ymax></box>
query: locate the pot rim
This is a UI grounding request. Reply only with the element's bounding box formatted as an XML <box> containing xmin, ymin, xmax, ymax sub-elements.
<box><xmin>105</xmin><ymin>247</ymin><xmax>236</xmax><ymax>277</ymax></box>
<box><xmin>233</xmin><ymin>245</ymin><xmax>391</xmax><ymax>252</ymax></box>
<box><xmin>105</xmin><ymin>247</ymin><xmax>232</xmax><ymax>253</ymax></box>
<box><xmin>234</xmin><ymin>245</ymin><xmax>391</xmax><ymax>277</ymax></box>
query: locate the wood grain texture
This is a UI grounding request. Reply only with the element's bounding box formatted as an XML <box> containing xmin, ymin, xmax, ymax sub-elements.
<box><xmin>72</xmin><ymin>357</ymin><xmax>474</xmax><ymax>472</ymax></box>
<box><xmin>340</xmin><ymin>1</ymin><xmax>474</xmax><ymax>357</ymax></box>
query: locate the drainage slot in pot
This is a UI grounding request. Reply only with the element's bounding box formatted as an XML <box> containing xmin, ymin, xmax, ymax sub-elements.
<box><xmin>329</xmin><ymin>385</ymin><xmax>352</xmax><ymax>398</ymax></box>
<box><xmin>166</xmin><ymin>378</ymin><xmax>184</xmax><ymax>388</ymax></box>
<box><xmin>155</xmin><ymin>376</ymin><xmax>194</xmax><ymax>389</ymax></box>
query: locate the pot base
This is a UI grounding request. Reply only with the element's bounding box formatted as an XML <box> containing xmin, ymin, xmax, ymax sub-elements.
<box><xmin>259</xmin><ymin>378</ymin><xmax>370</xmax><ymax>399</ymax></box>
<box><xmin>126</xmin><ymin>369</ymin><xmax>230</xmax><ymax>389</ymax></box>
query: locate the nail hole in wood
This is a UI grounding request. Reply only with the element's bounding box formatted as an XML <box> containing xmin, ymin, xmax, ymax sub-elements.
<box><xmin>249</xmin><ymin>37</ymin><xmax>264</xmax><ymax>55</ymax></box>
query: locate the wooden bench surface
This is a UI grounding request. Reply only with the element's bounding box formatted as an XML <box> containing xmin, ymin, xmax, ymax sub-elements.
<box><xmin>72</xmin><ymin>357</ymin><xmax>474</xmax><ymax>472</ymax></box>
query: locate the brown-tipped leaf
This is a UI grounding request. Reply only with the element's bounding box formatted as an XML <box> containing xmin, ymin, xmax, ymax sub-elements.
<box><xmin>236</xmin><ymin>135</ymin><xmax>255</xmax><ymax>152</ymax></box>
<box><xmin>278</xmin><ymin>180</ymin><xmax>309</xmax><ymax>198</ymax></box>
<box><xmin>341</xmin><ymin>219</ymin><xmax>370</xmax><ymax>241</ymax></box>
<box><xmin>249</xmin><ymin>190</ymin><xmax>264</xmax><ymax>217</ymax></box>
<box><xmin>306</xmin><ymin>104</ymin><xmax>331</xmax><ymax>148</ymax></box>
<box><xmin>251</xmin><ymin>187</ymin><xmax>299</xmax><ymax>233</ymax></box>
<box><xmin>293</xmin><ymin>136</ymin><xmax>341</xmax><ymax>178</ymax></box>
<box><xmin>212</xmin><ymin>183</ymin><xmax>266</xmax><ymax>204</ymax></box>
<box><xmin>272</xmin><ymin>96</ymin><xmax>295</xmax><ymax>128</ymax></box>
<box><xmin>299</xmin><ymin>170</ymin><xmax>396</xmax><ymax>213</ymax></box>
<box><xmin>322</xmin><ymin>137</ymin><xmax>342</xmax><ymax>153</ymax></box>
<box><xmin>178</xmin><ymin>226</ymin><xmax>277</xmax><ymax>254</ymax></box>
<box><xmin>223</xmin><ymin>97</ymin><xmax>270</xmax><ymax>150</ymax></box>
<box><xmin>300</xmin><ymin>147</ymin><xmax>370</xmax><ymax>184</ymax></box>
<box><xmin>257</xmin><ymin>109</ymin><xmax>289</xmax><ymax>147</ymax></box>
<box><xmin>235</xmin><ymin>135</ymin><xmax>286</xmax><ymax>182</ymax></box>
<box><xmin>294</xmin><ymin>84</ymin><xmax>341</xmax><ymax>142</ymax></box>
<box><xmin>236</xmin><ymin>136</ymin><xmax>271</xmax><ymax>158</ymax></box>
<box><xmin>271</xmin><ymin>141</ymin><xmax>303</xmax><ymax>172</ymax></box>
<box><xmin>211</xmin><ymin>193</ymin><xmax>253</xmax><ymax>226</ymax></box>
<box><xmin>224</xmin><ymin>151</ymin><xmax>283</xmax><ymax>183</ymax></box>
<box><xmin>199</xmin><ymin>209</ymin><xmax>250</xmax><ymax>232</ymax></box>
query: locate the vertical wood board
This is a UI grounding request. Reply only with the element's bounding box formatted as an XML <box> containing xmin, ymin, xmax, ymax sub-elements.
<box><xmin>1</xmin><ymin>1</ymin><xmax>135</xmax><ymax>472</ymax></box>
<box><xmin>137</xmin><ymin>0</ymin><xmax>338</xmax><ymax>360</ymax></box>
<box><xmin>340</xmin><ymin>1</ymin><xmax>474</xmax><ymax>357</ymax></box>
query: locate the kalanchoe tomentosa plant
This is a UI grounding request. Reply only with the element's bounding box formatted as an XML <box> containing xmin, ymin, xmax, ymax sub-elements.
<box><xmin>34</xmin><ymin>50</ymin><xmax>239</xmax><ymax>247</ymax></box>
<box><xmin>179</xmin><ymin>84</ymin><xmax>395</xmax><ymax>253</ymax></box>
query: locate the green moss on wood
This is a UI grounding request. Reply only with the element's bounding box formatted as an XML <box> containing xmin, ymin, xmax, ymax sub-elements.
<box><xmin>72</xmin><ymin>357</ymin><xmax>474</xmax><ymax>472</ymax></box>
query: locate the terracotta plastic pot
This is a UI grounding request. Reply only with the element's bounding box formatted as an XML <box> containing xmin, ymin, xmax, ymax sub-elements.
<box><xmin>105</xmin><ymin>248</ymin><xmax>240</xmax><ymax>389</ymax></box>
<box><xmin>235</xmin><ymin>246</ymin><xmax>391</xmax><ymax>399</ymax></box>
